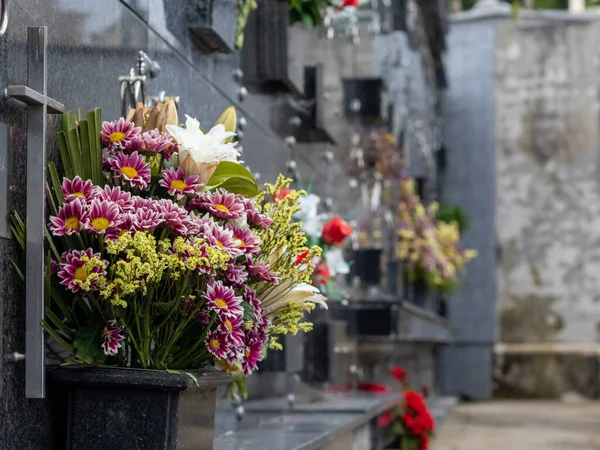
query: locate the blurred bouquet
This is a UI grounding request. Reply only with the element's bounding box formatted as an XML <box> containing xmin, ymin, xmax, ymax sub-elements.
<box><xmin>292</xmin><ymin>191</ymin><xmax>353</xmax><ymax>299</ymax></box>
<box><xmin>397</xmin><ymin>175</ymin><xmax>476</xmax><ymax>292</ymax></box>
<box><xmin>11</xmin><ymin>101</ymin><xmax>325</xmax><ymax>376</ymax></box>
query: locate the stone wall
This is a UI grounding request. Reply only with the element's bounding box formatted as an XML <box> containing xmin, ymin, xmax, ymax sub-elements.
<box><xmin>494</xmin><ymin>16</ymin><xmax>600</xmax><ymax>398</ymax></box>
<box><xmin>496</xmin><ymin>18</ymin><xmax>600</xmax><ymax>345</ymax></box>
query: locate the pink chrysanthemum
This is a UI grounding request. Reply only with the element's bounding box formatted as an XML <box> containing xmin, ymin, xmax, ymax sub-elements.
<box><xmin>61</xmin><ymin>176</ymin><xmax>99</xmax><ymax>203</ymax></box>
<box><xmin>242</xmin><ymin>330</ymin><xmax>266</xmax><ymax>375</ymax></box>
<box><xmin>84</xmin><ymin>200</ymin><xmax>121</xmax><ymax>234</ymax></box>
<box><xmin>203</xmin><ymin>280</ymin><xmax>243</xmax><ymax>318</ymax></box>
<box><xmin>228</xmin><ymin>225</ymin><xmax>262</xmax><ymax>255</ymax></box>
<box><xmin>98</xmin><ymin>186</ymin><xmax>134</xmax><ymax>212</ymax></box>
<box><xmin>132</xmin><ymin>196</ymin><xmax>156</xmax><ymax>210</ymax></box>
<box><xmin>57</xmin><ymin>248</ymin><xmax>107</xmax><ymax>293</ymax></box>
<box><xmin>102</xmin><ymin>320</ymin><xmax>125</xmax><ymax>356</ymax></box>
<box><xmin>155</xmin><ymin>199</ymin><xmax>190</xmax><ymax>235</ymax></box>
<box><xmin>49</xmin><ymin>198</ymin><xmax>88</xmax><ymax>236</ymax></box>
<box><xmin>246</xmin><ymin>210</ymin><xmax>273</xmax><ymax>229</ymax></box>
<box><xmin>205</xmin><ymin>330</ymin><xmax>230</xmax><ymax>359</ymax></box>
<box><xmin>190</xmin><ymin>189</ymin><xmax>246</xmax><ymax>220</ymax></box>
<box><xmin>159</xmin><ymin>167</ymin><xmax>203</xmax><ymax>200</ymax></box>
<box><xmin>101</xmin><ymin>118</ymin><xmax>140</xmax><ymax>149</ymax></box>
<box><xmin>218</xmin><ymin>314</ymin><xmax>245</xmax><ymax>346</ymax></box>
<box><xmin>126</xmin><ymin>129</ymin><xmax>177</xmax><ymax>160</ymax></box>
<box><xmin>108</xmin><ymin>213</ymin><xmax>136</xmax><ymax>239</ymax></box>
<box><xmin>203</xmin><ymin>222</ymin><xmax>243</xmax><ymax>257</ymax></box>
<box><xmin>225</xmin><ymin>262</ymin><xmax>248</xmax><ymax>286</ymax></box>
<box><xmin>133</xmin><ymin>207</ymin><xmax>164</xmax><ymax>232</ymax></box>
<box><xmin>109</xmin><ymin>151</ymin><xmax>151</xmax><ymax>189</ymax></box>
<box><xmin>247</xmin><ymin>258</ymin><xmax>279</xmax><ymax>284</ymax></box>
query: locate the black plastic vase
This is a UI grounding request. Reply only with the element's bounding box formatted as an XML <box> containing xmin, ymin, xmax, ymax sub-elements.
<box><xmin>49</xmin><ymin>366</ymin><xmax>230</xmax><ymax>450</ymax></box>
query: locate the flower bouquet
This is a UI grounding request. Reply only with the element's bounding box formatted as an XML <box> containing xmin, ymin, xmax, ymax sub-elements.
<box><xmin>292</xmin><ymin>190</ymin><xmax>353</xmax><ymax>300</ymax></box>
<box><xmin>396</xmin><ymin>175</ymin><xmax>477</xmax><ymax>293</ymax></box>
<box><xmin>377</xmin><ymin>367</ymin><xmax>435</xmax><ymax>450</ymax></box>
<box><xmin>10</xmin><ymin>100</ymin><xmax>325</xmax><ymax>448</ymax></box>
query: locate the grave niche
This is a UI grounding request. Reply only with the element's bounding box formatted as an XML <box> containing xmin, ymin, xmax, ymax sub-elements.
<box><xmin>241</xmin><ymin>0</ymin><xmax>299</xmax><ymax>94</ymax></box>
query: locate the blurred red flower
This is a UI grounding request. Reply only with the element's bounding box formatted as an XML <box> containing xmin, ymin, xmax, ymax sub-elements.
<box><xmin>389</xmin><ymin>366</ymin><xmax>408</xmax><ymax>383</ymax></box>
<box><xmin>295</xmin><ymin>249</ymin><xmax>310</xmax><ymax>266</ymax></box>
<box><xmin>273</xmin><ymin>188</ymin><xmax>292</xmax><ymax>200</ymax></box>
<box><xmin>313</xmin><ymin>261</ymin><xmax>331</xmax><ymax>286</ymax></box>
<box><xmin>321</xmin><ymin>215</ymin><xmax>352</xmax><ymax>245</ymax></box>
<box><xmin>377</xmin><ymin>410</ymin><xmax>394</xmax><ymax>429</ymax></box>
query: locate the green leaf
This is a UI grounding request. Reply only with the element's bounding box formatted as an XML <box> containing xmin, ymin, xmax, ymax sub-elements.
<box><xmin>45</xmin><ymin>307</ymin><xmax>74</xmax><ymax>339</ymax></box>
<box><xmin>166</xmin><ymin>369</ymin><xmax>199</xmax><ymax>386</ymax></box>
<box><xmin>232</xmin><ymin>371</ymin><xmax>248</xmax><ymax>399</ymax></box>
<box><xmin>48</xmin><ymin>162</ymin><xmax>65</xmax><ymax>205</ymax></box>
<box><xmin>73</xmin><ymin>322</ymin><xmax>107</xmax><ymax>364</ymax></box>
<box><xmin>57</xmin><ymin>131</ymin><xmax>74</xmax><ymax>179</ymax></box>
<box><xmin>42</xmin><ymin>320</ymin><xmax>76</xmax><ymax>354</ymax></box>
<box><xmin>67</xmin><ymin>127</ymin><xmax>84</xmax><ymax>178</ymax></box>
<box><xmin>241</xmin><ymin>300</ymin><xmax>255</xmax><ymax>322</ymax></box>
<box><xmin>207</xmin><ymin>161</ymin><xmax>259</xmax><ymax>197</ymax></box>
<box><xmin>11</xmin><ymin>260</ymin><xmax>24</xmax><ymax>281</ymax></box>
<box><xmin>301</xmin><ymin>12</ymin><xmax>314</xmax><ymax>28</ymax></box>
<box><xmin>79</xmin><ymin>120</ymin><xmax>93</xmax><ymax>181</ymax></box>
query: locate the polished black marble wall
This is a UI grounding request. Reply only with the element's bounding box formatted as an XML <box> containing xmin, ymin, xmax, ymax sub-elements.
<box><xmin>0</xmin><ymin>1</ymin><xmax>290</xmax><ymax>448</ymax></box>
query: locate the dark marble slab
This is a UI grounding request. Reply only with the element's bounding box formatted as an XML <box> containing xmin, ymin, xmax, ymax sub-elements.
<box><xmin>213</xmin><ymin>394</ymin><xmax>457</xmax><ymax>450</ymax></box>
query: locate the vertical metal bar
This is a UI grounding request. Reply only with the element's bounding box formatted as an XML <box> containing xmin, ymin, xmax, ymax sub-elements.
<box><xmin>25</xmin><ymin>26</ymin><xmax>47</xmax><ymax>399</ymax></box>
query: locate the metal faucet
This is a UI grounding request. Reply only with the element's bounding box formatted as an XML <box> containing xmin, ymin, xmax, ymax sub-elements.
<box><xmin>119</xmin><ymin>51</ymin><xmax>161</xmax><ymax>117</ymax></box>
<box><xmin>348</xmin><ymin>364</ymin><xmax>364</xmax><ymax>391</ymax></box>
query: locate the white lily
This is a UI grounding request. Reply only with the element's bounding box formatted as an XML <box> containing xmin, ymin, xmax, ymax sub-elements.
<box><xmin>166</xmin><ymin>115</ymin><xmax>240</xmax><ymax>184</ymax></box>
<box><xmin>262</xmin><ymin>282</ymin><xmax>327</xmax><ymax>315</ymax></box>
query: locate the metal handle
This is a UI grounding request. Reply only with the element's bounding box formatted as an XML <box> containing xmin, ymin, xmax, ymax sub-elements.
<box><xmin>0</xmin><ymin>0</ymin><xmax>8</xmax><ymax>36</ymax></box>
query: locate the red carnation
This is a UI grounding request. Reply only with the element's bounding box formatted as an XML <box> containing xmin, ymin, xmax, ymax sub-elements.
<box><xmin>389</xmin><ymin>366</ymin><xmax>408</xmax><ymax>384</ymax></box>
<box><xmin>313</xmin><ymin>261</ymin><xmax>331</xmax><ymax>286</ymax></box>
<box><xmin>343</xmin><ymin>0</ymin><xmax>359</xmax><ymax>6</ymax></box>
<box><xmin>321</xmin><ymin>215</ymin><xmax>352</xmax><ymax>245</ymax></box>
<box><xmin>295</xmin><ymin>249</ymin><xmax>310</xmax><ymax>266</ymax></box>
<box><xmin>274</xmin><ymin>188</ymin><xmax>292</xmax><ymax>200</ymax></box>
<box><xmin>377</xmin><ymin>410</ymin><xmax>394</xmax><ymax>429</ymax></box>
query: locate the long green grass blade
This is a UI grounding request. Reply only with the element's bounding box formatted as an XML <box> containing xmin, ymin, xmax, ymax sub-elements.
<box><xmin>45</xmin><ymin>307</ymin><xmax>74</xmax><ymax>338</ymax></box>
<box><xmin>79</xmin><ymin>120</ymin><xmax>93</xmax><ymax>181</ymax></box>
<box><xmin>46</xmin><ymin>183</ymin><xmax>58</xmax><ymax>217</ymax></box>
<box><xmin>11</xmin><ymin>259</ymin><xmax>25</xmax><ymax>281</ymax></box>
<box><xmin>48</xmin><ymin>162</ymin><xmax>65</xmax><ymax>205</ymax></box>
<box><xmin>9</xmin><ymin>224</ymin><xmax>24</xmax><ymax>249</ymax></box>
<box><xmin>86</xmin><ymin>111</ymin><xmax>98</xmax><ymax>184</ymax></box>
<box><xmin>57</xmin><ymin>132</ymin><xmax>74</xmax><ymax>179</ymax></box>
<box><xmin>44</xmin><ymin>227</ymin><xmax>62</xmax><ymax>261</ymax></box>
<box><xmin>67</xmin><ymin>128</ymin><xmax>83</xmax><ymax>177</ymax></box>
<box><xmin>94</xmin><ymin>108</ymin><xmax>104</xmax><ymax>185</ymax></box>
<box><xmin>42</xmin><ymin>321</ymin><xmax>75</xmax><ymax>354</ymax></box>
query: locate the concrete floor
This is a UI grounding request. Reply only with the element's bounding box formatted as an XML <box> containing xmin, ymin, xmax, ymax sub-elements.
<box><xmin>432</xmin><ymin>401</ymin><xmax>600</xmax><ymax>450</ymax></box>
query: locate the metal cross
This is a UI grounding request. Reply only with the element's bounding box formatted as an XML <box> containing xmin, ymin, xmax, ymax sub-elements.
<box><xmin>6</xmin><ymin>26</ymin><xmax>65</xmax><ymax>398</ymax></box>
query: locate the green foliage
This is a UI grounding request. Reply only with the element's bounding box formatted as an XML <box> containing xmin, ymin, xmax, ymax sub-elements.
<box><xmin>436</xmin><ymin>203</ymin><xmax>470</xmax><ymax>233</ymax></box>
<box><xmin>235</xmin><ymin>0</ymin><xmax>258</xmax><ymax>50</ymax></box>
<box><xmin>207</xmin><ymin>161</ymin><xmax>260</xmax><ymax>197</ymax></box>
<box><xmin>73</xmin><ymin>323</ymin><xmax>107</xmax><ymax>364</ymax></box>
<box><xmin>289</xmin><ymin>0</ymin><xmax>333</xmax><ymax>28</ymax></box>
<box><xmin>57</xmin><ymin>109</ymin><xmax>104</xmax><ymax>185</ymax></box>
